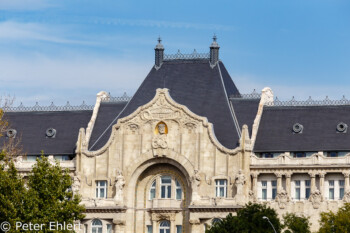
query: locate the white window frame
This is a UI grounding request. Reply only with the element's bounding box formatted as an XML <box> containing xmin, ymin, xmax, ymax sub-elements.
<box><xmin>215</xmin><ymin>179</ymin><xmax>227</xmax><ymax>197</ymax></box>
<box><xmin>261</xmin><ymin>181</ymin><xmax>267</xmax><ymax>200</ymax></box>
<box><xmin>159</xmin><ymin>220</ymin><xmax>170</xmax><ymax>233</ymax></box>
<box><xmin>96</xmin><ymin>180</ymin><xmax>107</xmax><ymax>199</ymax></box>
<box><xmin>295</xmin><ymin>180</ymin><xmax>301</xmax><ymax>200</ymax></box>
<box><xmin>305</xmin><ymin>180</ymin><xmax>311</xmax><ymax>199</ymax></box>
<box><xmin>271</xmin><ymin>180</ymin><xmax>277</xmax><ymax>200</ymax></box>
<box><xmin>91</xmin><ymin>219</ymin><xmax>103</xmax><ymax>233</ymax></box>
<box><xmin>329</xmin><ymin>180</ymin><xmax>335</xmax><ymax>200</ymax></box>
<box><xmin>175</xmin><ymin>179</ymin><xmax>182</xmax><ymax>200</ymax></box>
<box><xmin>339</xmin><ymin>180</ymin><xmax>345</xmax><ymax>200</ymax></box>
<box><xmin>160</xmin><ymin>176</ymin><xmax>172</xmax><ymax>199</ymax></box>
<box><xmin>149</xmin><ymin>180</ymin><xmax>156</xmax><ymax>200</ymax></box>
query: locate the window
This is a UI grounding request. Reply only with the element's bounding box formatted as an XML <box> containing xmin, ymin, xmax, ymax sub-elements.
<box><xmin>96</xmin><ymin>181</ymin><xmax>107</xmax><ymax>198</ymax></box>
<box><xmin>150</xmin><ymin>180</ymin><xmax>156</xmax><ymax>200</ymax></box>
<box><xmin>295</xmin><ymin>180</ymin><xmax>301</xmax><ymax>200</ymax></box>
<box><xmin>261</xmin><ymin>181</ymin><xmax>267</xmax><ymax>200</ymax></box>
<box><xmin>305</xmin><ymin>180</ymin><xmax>311</xmax><ymax>199</ymax></box>
<box><xmin>176</xmin><ymin>180</ymin><xmax>182</xmax><ymax>200</ymax></box>
<box><xmin>159</xmin><ymin>221</ymin><xmax>170</xmax><ymax>233</ymax></box>
<box><xmin>215</xmin><ymin>179</ymin><xmax>227</xmax><ymax>197</ymax></box>
<box><xmin>261</xmin><ymin>153</ymin><xmax>273</xmax><ymax>158</ymax></box>
<box><xmin>54</xmin><ymin>155</ymin><xmax>70</xmax><ymax>161</ymax></box>
<box><xmin>293</xmin><ymin>152</ymin><xmax>306</xmax><ymax>158</ymax></box>
<box><xmin>327</xmin><ymin>152</ymin><xmax>338</xmax><ymax>157</ymax></box>
<box><xmin>176</xmin><ymin>225</ymin><xmax>182</xmax><ymax>233</ymax></box>
<box><xmin>271</xmin><ymin>180</ymin><xmax>277</xmax><ymax>200</ymax></box>
<box><xmin>161</xmin><ymin>176</ymin><xmax>172</xmax><ymax>198</ymax></box>
<box><xmin>107</xmin><ymin>224</ymin><xmax>112</xmax><ymax>233</ymax></box>
<box><xmin>147</xmin><ymin>225</ymin><xmax>153</xmax><ymax>233</ymax></box>
<box><xmin>91</xmin><ymin>219</ymin><xmax>102</xmax><ymax>233</ymax></box>
<box><xmin>329</xmin><ymin>180</ymin><xmax>334</xmax><ymax>200</ymax></box>
<box><xmin>339</xmin><ymin>180</ymin><xmax>345</xmax><ymax>200</ymax></box>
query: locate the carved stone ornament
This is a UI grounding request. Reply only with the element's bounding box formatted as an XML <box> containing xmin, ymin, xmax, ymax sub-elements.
<box><xmin>151</xmin><ymin>213</ymin><xmax>176</xmax><ymax>222</ymax></box>
<box><xmin>152</xmin><ymin>122</ymin><xmax>168</xmax><ymax>157</ymax></box>
<box><xmin>112</xmin><ymin>219</ymin><xmax>125</xmax><ymax>225</ymax></box>
<box><xmin>72</xmin><ymin>171</ymin><xmax>81</xmax><ymax>195</ymax></box>
<box><xmin>343</xmin><ymin>190</ymin><xmax>350</xmax><ymax>203</ymax></box>
<box><xmin>309</xmin><ymin>190</ymin><xmax>323</xmax><ymax>209</ymax></box>
<box><xmin>248</xmin><ymin>190</ymin><xmax>256</xmax><ymax>203</ymax></box>
<box><xmin>142</xmin><ymin>107</ymin><xmax>181</xmax><ymax>121</ymax></box>
<box><xmin>114</xmin><ymin>170</ymin><xmax>126</xmax><ymax>204</ymax></box>
<box><xmin>275</xmin><ymin>189</ymin><xmax>289</xmax><ymax>209</ymax></box>
<box><xmin>189</xmin><ymin>219</ymin><xmax>200</xmax><ymax>225</ymax></box>
<box><xmin>127</xmin><ymin>124</ymin><xmax>139</xmax><ymax>134</ymax></box>
<box><xmin>235</xmin><ymin>169</ymin><xmax>246</xmax><ymax>198</ymax></box>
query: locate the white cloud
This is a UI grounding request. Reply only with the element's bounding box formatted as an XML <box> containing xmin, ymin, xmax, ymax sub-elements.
<box><xmin>0</xmin><ymin>0</ymin><xmax>54</xmax><ymax>10</ymax></box>
<box><xmin>0</xmin><ymin>21</ymin><xmax>96</xmax><ymax>45</ymax></box>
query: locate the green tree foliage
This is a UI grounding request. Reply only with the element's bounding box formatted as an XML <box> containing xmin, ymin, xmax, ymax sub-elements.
<box><xmin>0</xmin><ymin>156</ymin><xmax>85</xmax><ymax>232</ymax></box>
<box><xmin>318</xmin><ymin>203</ymin><xmax>350</xmax><ymax>233</ymax></box>
<box><xmin>206</xmin><ymin>202</ymin><xmax>281</xmax><ymax>233</ymax></box>
<box><xmin>282</xmin><ymin>213</ymin><xmax>311</xmax><ymax>233</ymax></box>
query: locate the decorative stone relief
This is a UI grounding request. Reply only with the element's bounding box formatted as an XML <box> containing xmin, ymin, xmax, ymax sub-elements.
<box><xmin>343</xmin><ymin>191</ymin><xmax>350</xmax><ymax>203</ymax></box>
<box><xmin>275</xmin><ymin>189</ymin><xmax>289</xmax><ymax>209</ymax></box>
<box><xmin>114</xmin><ymin>170</ymin><xmax>125</xmax><ymax>205</ymax></box>
<box><xmin>184</xmin><ymin>122</ymin><xmax>197</xmax><ymax>133</ymax></box>
<box><xmin>112</xmin><ymin>219</ymin><xmax>126</xmax><ymax>226</ymax></box>
<box><xmin>126</xmin><ymin>124</ymin><xmax>139</xmax><ymax>134</ymax></box>
<box><xmin>309</xmin><ymin>190</ymin><xmax>323</xmax><ymax>209</ymax></box>
<box><xmin>190</xmin><ymin>170</ymin><xmax>202</xmax><ymax>205</ymax></box>
<box><xmin>72</xmin><ymin>171</ymin><xmax>81</xmax><ymax>195</ymax></box>
<box><xmin>189</xmin><ymin>219</ymin><xmax>200</xmax><ymax>225</ymax></box>
<box><xmin>152</xmin><ymin>122</ymin><xmax>168</xmax><ymax>157</ymax></box>
<box><xmin>248</xmin><ymin>190</ymin><xmax>256</xmax><ymax>203</ymax></box>
<box><xmin>151</xmin><ymin>213</ymin><xmax>176</xmax><ymax>222</ymax></box>
<box><xmin>235</xmin><ymin>169</ymin><xmax>246</xmax><ymax>197</ymax></box>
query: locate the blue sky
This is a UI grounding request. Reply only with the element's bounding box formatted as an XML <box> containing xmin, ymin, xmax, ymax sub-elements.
<box><xmin>0</xmin><ymin>0</ymin><xmax>349</xmax><ymax>106</ymax></box>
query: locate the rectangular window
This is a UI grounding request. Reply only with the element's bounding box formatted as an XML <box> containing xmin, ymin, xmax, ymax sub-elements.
<box><xmin>147</xmin><ymin>225</ymin><xmax>153</xmax><ymax>233</ymax></box>
<box><xmin>295</xmin><ymin>180</ymin><xmax>301</xmax><ymax>200</ymax></box>
<box><xmin>176</xmin><ymin>180</ymin><xmax>182</xmax><ymax>200</ymax></box>
<box><xmin>339</xmin><ymin>180</ymin><xmax>345</xmax><ymax>200</ymax></box>
<box><xmin>294</xmin><ymin>152</ymin><xmax>306</xmax><ymax>158</ymax></box>
<box><xmin>262</xmin><ymin>153</ymin><xmax>273</xmax><ymax>158</ymax></box>
<box><xmin>96</xmin><ymin>180</ymin><xmax>107</xmax><ymax>198</ymax></box>
<box><xmin>262</xmin><ymin>181</ymin><xmax>267</xmax><ymax>200</ymax></box>
<box><xmin>271</xmin><ymin>180</ymin><xmax>277</xmax><ymax>200</ymax></box>
<box><xmin>107</xmin><ymin>224</ymin><xmax>112</xmax><ymax>233</ymax></box>
<box><xmin>329</xmin><ymin>180</ymin><xmax>335</xmax><ymax>200</ymax></box>
<box><xmin>305</xmin><ymin>180</ymin><xmax>311</xmax><ymax>199</ymax></box>
<box><xmin>176</xmin><ymin>225</ymin><xmax>182</xmax><ymax>233</ymax></box>
<box><xmin>327</xmin><ymin>152</ymin><xmax>338</xmax><ymax>157</ymax></box>
<box><xmin>161</xmin><ymin>176</ymin><xmax>172</xmax><ymax>198</ymax></box>
<box><xmin>150</xmin><ymin>180</ymin><xmax>156</xmax><ymax>200</ymax></box>
<box><xmin>215</xmin><ymin>179</ymin><xmax>227</xmax><ymax>197</ymax></box>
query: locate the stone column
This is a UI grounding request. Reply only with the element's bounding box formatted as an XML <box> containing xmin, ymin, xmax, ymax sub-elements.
<box><xmin>152</xmin><ymin>220</ymin><xmax>158</xmax><ymax>233</ymax></box>
<box><xmin>319</xmin><ymin>172</ymin><xmax>326</xmax><ymax>195</ymax></box>
<box><xmin>343</xmin><ymin>171</ymin><xmax>350</xmax><ymax>191</ymax></box>
<box><xmin>285</xmin><ymin>172</ymin><xmax>292</xmax><ymax>197</ymax></box>
<box><xmin>308</xmin><ymin>172</ymin><xmax>317</xmax><ymax>192</ymax></box>
<box><xmin>275</xmin><ymin>172</ymin><xmax>283</xmax><ymax>192</ymax></box>
<box><xmin>170</xmin><ymin>214</ymin><xmax>176</xmax><ymax>233</ymax></box>
<box><xmin>252</xmin><ymin>172</ymin><xmax>259</xmax><ymax>197</ymax></box>
<box><xmin>112</xmin><ymin>220</ymin><xmax>125</xmax><ymax>233</ymax></box>
<box><xmin>189</xmin><ymin>219</ymin><xmax>201</xmax><ymax>233</ymax></box>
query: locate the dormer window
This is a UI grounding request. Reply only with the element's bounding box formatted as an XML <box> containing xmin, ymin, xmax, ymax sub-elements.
<box><xmin>293</xmin><ymin>152</ymin><xmax>306</xmax><ymax>158</ymax></box>
<box><xmin>327</xmin><ymin>151</ymin><xmax>338</xmax><ymax>157</ymax></box>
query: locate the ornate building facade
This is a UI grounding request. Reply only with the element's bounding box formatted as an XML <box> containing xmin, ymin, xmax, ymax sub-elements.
<box><xmin>4</xmin><ymin>37</ymin><xmax>350</xmax><ymax>232</ymax></box>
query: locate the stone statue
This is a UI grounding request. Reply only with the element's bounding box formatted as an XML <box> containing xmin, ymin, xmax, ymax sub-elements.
<box><xmin>235</xmin><ymin>169</ymin><xmax>246</xmax><ymax>196</ymax></box>
<box><xmin>248</xmin><ymin>190</ymin><xmax>256</xmax><ymax>202</ymax></box>
<box><xmin>343</xmin><ymin>190</ymin><xmax>350</xmax><ymax>203</ymax></box>
<box><xmin>309</xmin><ymin>189</ymin><xmax>323</xmax><ymax>209</ymax></box>
<box><xmin>190</xmin><ymin>170</ymin><xmax>202</xmax><ymax>205</ymax></box>
<box><xmin>114</xmin><ymin>170</ymin><xmax>125</xmax><ymax>204</ymax></box>
<box><xmin>275</xmin><ymin>189</ymin><xmax>289</xmax><ymax>209</ymax></box>
<box><xmin>72</xmin><ymin>171</ymin><xmax>81</xmax><ymax>195</ymax></box>
<box><xmin>152</xmin><ymin>123</ymin><xmax>168</xmax><ymax>156</ymax></box>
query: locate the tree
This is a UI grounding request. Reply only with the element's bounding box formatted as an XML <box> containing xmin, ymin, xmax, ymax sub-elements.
<box><xmin>282</xmin><ymin>213</ymin><xmax>311</xmax><ymax>233</ymax></box>
<box><xmin>206</xmin><ymin>202</ymin><xmax>282</xmax><ymax>233</ymax></box>
<box><xmin>0</xmin><ymin>156</ymin><xmax>85</xmax><ymax>233</ymax></box>
<box><xmin>318</xmin><ymin>203</ymin><xmax>350</xmax><ymax>233</ymax></box>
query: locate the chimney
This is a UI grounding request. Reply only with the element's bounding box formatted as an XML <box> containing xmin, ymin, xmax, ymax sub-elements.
<box><xmin>155</xmin><ymin>37</ymin><xmax>164</xmax><ymax>69</ymax></box>
<box><xmin>210</xmin><ymin>35</ymin><xmax>220</xmax><ymax>66</ymax></box>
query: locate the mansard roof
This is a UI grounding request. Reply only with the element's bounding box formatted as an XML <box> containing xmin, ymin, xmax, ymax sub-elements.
<box><xmin>89</xmin><ymin>59</ymin><xmax>252</xmax><ymax>150</ymax></box>
<box><xmin>1</xmin><ymin>110</ymin><xmax>92</xmax><ymax>155</ymax></box>
<box><xmin>254</xmin><ymin>105</ymin><xmax>350</xmax><ymax>152</ymax></box>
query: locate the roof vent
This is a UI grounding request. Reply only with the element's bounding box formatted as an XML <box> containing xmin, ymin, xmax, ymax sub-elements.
<box><xmin>6</xmin><ymin>129</ymin><xmax>17</xmax><ymax>138</ymax></box>
<box><xmin>46</xmin><ymin>128</ymin><xmax>56</xmax><ymax>138</ymax></box>
<box><xmin>337</xmin><ymin>122</ymin><xmax>348</xmax><ymax>133</ymax></box>
<box><xmin>292</xmin><ymin>123</ymin><xmax>303</xmax><ymax>134</ymax></box>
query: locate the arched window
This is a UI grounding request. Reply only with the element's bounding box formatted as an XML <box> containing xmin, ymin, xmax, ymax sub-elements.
<box><xmin>91</xmin><ymin>219</ymin><xmax>103</xmax><ymax>233</ymax></box>
<box><xmin>160</xmin><ymin>176</ymin><xmax>172</xmax><ymax>198</ymax></box>
<box><xmin>175</xmin><ymin>179</ymin><xmax>182</xmax><ymax>200</ymax></box>
<box><xmin>150</xmin><ymin>180</ymin><xmax>156</xmax><ymax>200</ymax></box>
<box><xmin>159</xmin><ymin>220</ymin><xmax>170</xmax><ymax>233</ymax></box>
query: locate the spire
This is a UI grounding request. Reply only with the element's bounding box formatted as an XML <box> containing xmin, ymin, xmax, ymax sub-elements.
<box><xmin>210</xmin><ymin>34</ymin><xmax>220</xmax><ymax>66</ymax></box>
<box><xmin>155</xmin><ymin>36</ymin><xmax>164</xmax><ymax>69</ymax></box>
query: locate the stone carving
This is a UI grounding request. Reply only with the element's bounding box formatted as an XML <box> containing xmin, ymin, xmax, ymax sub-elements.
<box><xmin>275</xmin><ymin>189</ymin><xmax>289</xmax><ymax>209</ymax></box>
<box><xmin>152</xmin><ymin>123</ymin><xmax>168</xmax><ymax>156</ymax></box>
<box><xmin>343</xmin><ymin>191</ymin><xmax>350</xmax><ymax>202</ymax></box>
<box><xmin>114</xmin><ymin>170</ymin><xmax>126</xmax><ymax>204</ymax></box>
<box><xmin>14</xmin><ymin>155</ymin><xmax>23</xmax><ymax>166</ymax></box>
<box><xmin>185</xmin><ymin>122</ymin><xmax>196</xmax><ymax>133</ymax></box>
<box><xmin>113</xmin><ymin>219</ymin><xmax>126</xmax><ymax>225</ymax></box>
<box><xmin>309</xmin><ymin>190</ymin><xmax>323</xmax><ymax>209</ymax></box>
<box><xmin>235</xmin><ymin>169</ymin><xmax>246</xmax><ymax>196</ymax></box>
<box><xmin>127</xmin><ymin>124</ymin><xmax>139</xmax><ymax>134</ymax></box>
<box><xmin>189</xmin><ymin>219</ymin><xmax>200</xmax><ymax>225</ymax></box>
<box><xmin>190</xmin><ymin>170</ymin><xmax>202</xmax><ymax>205</ymax></box>
<box><xmin>72</xmin><ymin>171</ymin><xmax>81</xmax><ymax>195</ymax></box>
<box><xmin>142</xmin><ymin>107</ymin><xmax>181</xmax><ymax>120</ymax></box>
<box><xmin>151</xmin><ymin>212</ymin><xmax>176</xmax><ymax>221</ymax></box>
<box><xmin>248</xmin><ymin>190</ymin><xmax>256</xmax><ymax>202</ymax></box>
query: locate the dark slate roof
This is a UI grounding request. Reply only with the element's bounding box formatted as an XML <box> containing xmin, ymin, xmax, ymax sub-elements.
<box><xmin>1</xmin><ymin>110</ymin><xmax>92</xmax><ymax>155</ymax></box>
<box><xmin>89</xmin><ymin>59</ymin><xmax>243</xmax><ymax>150</ymax></box>
<box><xmin>254</xmin><ymin>105</ymin><xmax>350</xmax><ymax>152</ymax></box>
<box><xmin>88</xmin><ymin>102</ymin><xmax>128</xmax><ymax>149</ymax></box>
<box><xmin>230</xmin><ymin>98</ymin><xmax>260</xmax><ymax>136</ymax></box>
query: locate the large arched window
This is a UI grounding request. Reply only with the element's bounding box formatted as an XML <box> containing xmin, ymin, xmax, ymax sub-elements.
<box><xmin>159</xmin><ymin>220</ymin><xmax>170</xmax><ymax>233</ymax></box>
<box><xmin>148</xmin><ymin>175</ymin><xmax>183</xmax><ymax>200</ymax></box>
<box><xmin>91</xmin><ymin>219</ymin><xmax>103</xmax><ymax>233</ymax></box>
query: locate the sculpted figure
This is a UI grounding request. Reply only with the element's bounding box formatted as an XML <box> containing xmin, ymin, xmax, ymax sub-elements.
<box><xmin>114</xmin><ymin>170</ymin><xmax>126</xmax><ymax>204</ymax></box>
<box><xmin>190</xmin><ymin>170</ymin><xmax>201</xmax><ymax>204</ymax></box>
<box><xmin>309</xmin><ymin>189</ymin><xmax>323</xmax><ymax>209</ymax></box>
<box><xmin>72</xmin><ymin>171</ymin><xmax>81</xmax><ymax>195</ymax></box>
<box><xmin>275</xmin><ymin>189</ymin><xmax>289</xmax><ymax>209</ymax></box>
<box><xmin>235</xmin><ymin>169</ymin><xmax>246</xmax><ymax>196</ymax></box>
<box><xmin>343</xmin><ymin>190</ymin><xmax>350</xmax><ymax>203</ymax></box>
<box><xmin>152</xmin><ymin>123</ymin><xmax>168</xmax><ymax>156</ymax></box>
<box><xmin>248</xmin><ymin>190</ymin><xmax>256</xmax><ymax>202</ymax></box>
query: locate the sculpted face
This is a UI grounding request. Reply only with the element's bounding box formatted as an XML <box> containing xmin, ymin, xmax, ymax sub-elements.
<box><xmin>158</xmin><ymin>123</ymin><xmax>166</xmax><ymax>134</ymax></box>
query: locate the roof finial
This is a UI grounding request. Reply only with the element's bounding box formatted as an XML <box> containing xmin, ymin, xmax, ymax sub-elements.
<box><xmin>158</xmin><ymin>36</ymin><xmax>162</xmax><ymax>44</ymax></box>
<box><xmin>213</xmin><ymin>34</ymin><xmax>217</xmax><ymax>42</ymax></box>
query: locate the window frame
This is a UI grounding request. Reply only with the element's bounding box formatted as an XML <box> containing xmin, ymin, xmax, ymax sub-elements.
<box><xmin>96</xmin><ymin>180</ymin><xmax>107</xmax><ymax>199</ymax></box>
<box><xmin>91</xmin><ymin>219</ymin><xmax>103</xmax><ymax>233</ymax></box>
<box><xmin>261</xmin><ymin>181</ymin><xmax>267</xmax><ymax>200</ymax></box>
<box><xmin>329</xmin><ymin>180</ymin><xmax>335</xmax><ymax>200</ymax></box>
<box><xmin>215</xmin><ymin>179</ymin><xmax>227</xmax><ymax>197</ymax></box>
<box><xmin>294</xmin><ymin>180</ymin><xmax>301</xmax><ymax>200</ymax></box>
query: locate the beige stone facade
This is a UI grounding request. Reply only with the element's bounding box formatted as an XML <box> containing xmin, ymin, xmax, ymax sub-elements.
<box><xmin>13</xmin><ymin>87</ymin><xmax>350</xmax><ymax>233</ymax></box>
